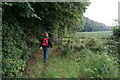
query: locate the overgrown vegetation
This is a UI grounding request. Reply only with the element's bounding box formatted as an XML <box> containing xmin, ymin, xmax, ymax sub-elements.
<box><xmin>113</xmin><ymin>26</ymin><xmax>120</xmax><ymax>41</ymax></box>
<box><xmin>19</xmin><ymin>34</ymin><xmax>119</xmax><ymax>78</ymax></box>
<box><xmin>112</xmin><ymin>25</ymin><xmax>120</xmax><ymax>74</ymax></box>
<box><xmin>2</xmin><ymin>2</ymin><xmax>89</xmax><ymax>78</ymax></box>
<box><xmin>2</xmin><ymin>2</ymin><xmax>119</xmax><ymax>78</ymax></box>
<box><xmin>36</xmin><ymin>37</ymin><xmax>119</xmax><ymax>78</ymax></box>
<box><xmin>57</xmin><ymin>38</ymin><xmax>118</xmax><ymax>78</ymax></box>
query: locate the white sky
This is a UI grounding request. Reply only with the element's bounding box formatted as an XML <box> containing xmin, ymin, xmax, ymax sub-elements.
<box><xmin>84</xmin><ymin>0</ymin><xmax>120</xmax><ymax>26</ymax></box>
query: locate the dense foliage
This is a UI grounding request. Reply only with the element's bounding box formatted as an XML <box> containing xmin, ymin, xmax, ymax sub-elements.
<box><xmin>112</xmin><ymin>25</ymin><xmax>120</xmax><ymax>65</ymax></box>
<box><xmin>2</xmin><ymin>2</ymin><xmax>89</xmax><ymax>78</ymax></box>
<box><xmin>113</xmin><ymin>26</ymin><xmax>120</xmax><ymax>40</ymax></box>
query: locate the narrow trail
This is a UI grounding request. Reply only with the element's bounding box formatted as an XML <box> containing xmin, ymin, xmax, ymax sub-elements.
<box><xmin>22</xmin><ymin>44</ymin><xmax>61</xmax><ymax>78</ymax></box>
<box><xmin>23</xmin><ymin>49</ymin><xmax>43</xmax><ymax>77</ymax></box>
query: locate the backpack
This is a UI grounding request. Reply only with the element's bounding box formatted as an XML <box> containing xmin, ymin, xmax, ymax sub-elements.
<box><xmin>41</xmin><ymin>37</ymin><xmax>49</xmax><ymax>46</ymax></box>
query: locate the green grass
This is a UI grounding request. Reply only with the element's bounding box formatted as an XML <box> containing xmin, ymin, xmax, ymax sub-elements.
<box><xmin>76</xmin><ymin>31</ymin><xmax>113</xmax><ymax>38</ymax></box>
<box><xmin>21</xmin><ymin>52</ymin><xmax>44</xmax><ymax>78</ymax></box>
<box><xmin>62</xmin><ymin>31</ymin><xmax>113</xmax><ymax>44</ymax></box>
<box><xmin>44</xmin><ymin>49</ymin><xmax>118</xmax><ymax>78</ymax></box>
<box><xmin>45</xmin><ymin>55</ymin><xmax>80</xmax><ymax>78</ymax></box>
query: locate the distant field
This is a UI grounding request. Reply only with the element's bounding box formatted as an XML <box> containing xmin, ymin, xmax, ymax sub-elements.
<box><xmin>76</xmin><ymin>31</ymin><xmax>113</xmax><ymax>38</ymax></box>
<box><xmin>62</xmin><ymin>31</ymin><xmax>113</xmax><ymax>43</ymax></box>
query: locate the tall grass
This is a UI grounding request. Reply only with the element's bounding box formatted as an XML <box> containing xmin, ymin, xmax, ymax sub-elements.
<box><xmin>44</xmin><ymin>38</ymin><xmax>119</xmax><ymax>78</ymax></box>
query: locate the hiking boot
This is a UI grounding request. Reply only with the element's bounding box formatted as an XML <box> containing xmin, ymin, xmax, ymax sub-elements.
<box><xmin>43</xmin><ymin>62</ymin><xmax>48</xmax><ymax>66</ymax></box>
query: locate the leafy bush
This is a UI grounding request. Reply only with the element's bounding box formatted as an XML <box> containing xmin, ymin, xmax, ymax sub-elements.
<box><xmin>3</xmin><ymin>58</ymin><xmax>26</xmax><ymax>78</ymax></box>
<box><xmin>113</xmin><ymin>26</ymin><xmax>120</xmax><ymax>40</ymax></box>
<box><xmin>2</xmin><ymin>23</ymin><xmax>31</xmax><ymax>78</ymax></box>
<box><xmin>61</xmin><ymin>38</ymin><xmax>106</xmax><ymax>55</ymax></box>
<box><xmin>112</xmin><ymin>26</ymin><xmax>120</xmax><ymax>68</ymax></box>
<box><xmin>60</xmin><ymin>43</ymin><xmax>74</xmax><ymax>56</ymax></box>
<box><xmin>85</xmin><ymin>38</ymin><xmax>106</xmax><ymax>52</ymax></box>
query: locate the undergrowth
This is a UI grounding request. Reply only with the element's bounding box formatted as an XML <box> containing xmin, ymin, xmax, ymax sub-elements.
<box><xmin>44</xmin><ymin>38</ymin><xmax>119</xmax><ymax>78</ymax></box>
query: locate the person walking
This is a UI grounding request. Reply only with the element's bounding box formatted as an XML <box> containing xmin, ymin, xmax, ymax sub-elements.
<box><xmin>40</xmin><ymin>32</ymin><xmax>52</xmax><ymax>63</ymax></box>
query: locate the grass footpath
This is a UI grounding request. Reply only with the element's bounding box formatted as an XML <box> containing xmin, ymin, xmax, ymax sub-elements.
<box><xmin>21</xmin><ymin>45</ymin><xmax>60</xmax><ymax>78</ymax></box>
<box><xmin>21</xmin><ymin>45</ymin><xmax>81</xmax><ymax>78</ymax></box>
<box><xmin>21</xmin><ymin>48</ymin><xmax>44</xmax><ymax>78</ymax></box>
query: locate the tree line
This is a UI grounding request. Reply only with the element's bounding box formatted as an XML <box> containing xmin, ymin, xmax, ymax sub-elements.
<box><xmin>82</xmin><ymin>17</ymin><xmax>113</xmax><ymax>32</ymax></box>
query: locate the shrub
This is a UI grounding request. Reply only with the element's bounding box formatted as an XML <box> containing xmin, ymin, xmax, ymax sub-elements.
<box><xmin>61</xmin><ymin>38</ymin><xmax>106</xmax><ymax>55</ymax></box>
<box><xmin>113</xmin><ymin>26</ymin><xmax>120</xmax><ymax>40</ymax></box>
<box><xmin>2</xmin><ymin>23</ymin><xmax>31</xmax><ymax>78</ymax></box>
<box><xmin>85</xmin><ymin>38</ymin><xmax>106</xmax><ymax>52</ymax></box>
